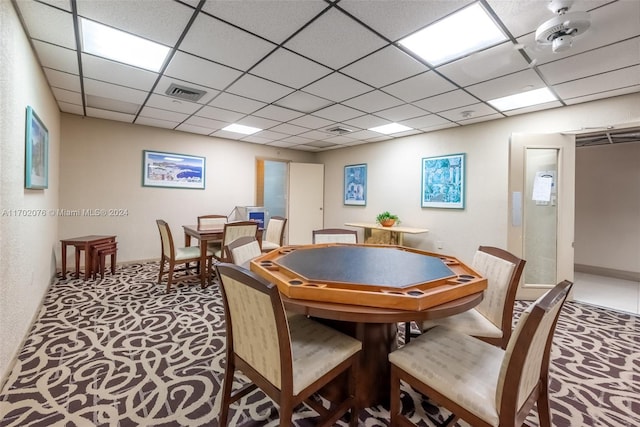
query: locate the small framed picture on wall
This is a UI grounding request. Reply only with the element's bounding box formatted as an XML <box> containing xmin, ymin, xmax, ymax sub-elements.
<box><xmin>421</xmin><ymin>153</ymin><xmax>465</xmax><ymax>209</ymax></box>
<box><xmin>344</xmin><ymin>163</ymin><xmax>367</xmax><ymax>206</ymax></box>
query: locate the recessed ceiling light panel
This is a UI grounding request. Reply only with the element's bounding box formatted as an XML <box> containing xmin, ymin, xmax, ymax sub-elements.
<box><xmin>369</xmin><ymin>123</ymin><xmax>413</xmax><ymax>135</ymax></box>
<box><xmin>80</xmin><ymin>18</ymin><xmax>170</xmax><ymax>72</ymax></box>
<box><xmin>488</xmin><ymin>87</ymin><xmax>557</xmax><ymax>111</ymax></box>
<box><xmin>222</xmin><ymin>124</ymin><xmax>262</xmax><ymax>135</ymax></box>
<box><xmin>399</xmin><ymin>3</ymin><xmax>507</xmax><ymax>66</ymax></box>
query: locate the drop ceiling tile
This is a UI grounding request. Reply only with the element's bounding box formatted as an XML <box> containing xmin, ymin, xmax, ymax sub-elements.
<box><xmin>39</xmin><ymin>1</ymin><xmax>71</xmax><ymax>12</ymax></box>
<box><xmin>295</xmin><ymin>145</ymin><xmax>323</xmax><ymax>152</ymax></box>
<box><xmin>274</xmin><ymin>91</ymin><xmax>334</xmax><ymax>113</ymax></box>
<box><xmin>81</xmin><ymin>54</ymin><xmax>158</xmax><ymax>91</ymax></box>
<box><xmin>339</xmin><ymin>0</ymin><xmax>469</xmax><ymax>41</ymax></box>
<box><xmin>485</xmin><ymin>0</ymin><xmax>558</xmax><ymax>39</ymax></box>
<box><xmin>501</xmin><ymin>101</ymin><xmax>563</xmax><ymax>117</ymax></box>
<box><xmin>52</xmin><ymin>87</ymin><xmax>82</xmax><ymax>105</ymax></box>
<box><xmin>303</xmin><ymin>73</ymin><xmax>371</xmax><ymax>102</ymax></box>
<box><xmin>298</xmin><ymin>130</ymin><xmax>332</xmax><ymax>140</ymax></box>
<box><xmin>346</xmin><ymin>129</ymin><xmax>384</xmax><ymax>140</ymax></box>
<box><xmin>458</xmin><ymin>113</ymin><xmax>503</xmax><ymax>125</ymax></box>
<box><xmin>375</xmin><ymin>104</ymin><xmax>427</xmax><ymax>121</ymax></box>
<box><xmin>281</xmin><ymin>135</ymin><xmax>315</xmax><ymax>145</ymax></box>
<box><xmin>44</xmin><ymin>68</ymin><xmax>81</xmax><ymax>92</ymax></box>
<box><xmin>306</xmin><ymin>140</ymin><xmax>339</xmax><ymax>148</ymax></box>
<box><xmin>382</xmin><ymin>71</ymin><xmax>457</xmax><ymax>102</ymax></box>
<box><xmin>76</xmin><ymin>0</ymin><xmax>192</xmax><ymax>46</ymax></box>
<box><xmin>138</xmin><ymin>106</ymin><xmax>189</xmax><ymax>122</ymax></box>
<box><xmin>83</xmin><ymin>78</ymin><xmax>148</xmax><ymax>104</ymax></box>
<box><xmin>342</xmin><ymin>90</ymin><xmax>403</xmax><ymax>113</ymax></box>
<box><xmin>341</xmin><ymin>45</ymin><xmax>427</xmax><ymax>87</ymax></box>
<box><xmin>465</xmin><ymin>69</ymin><xmax>546</xmax><ymax>100</ymax></box>
<box><xmin>211</xmin><ymin>129</ymin><xmax>245</xmax><ymax>140</ymax></box>
<box><xmin>538</xmin><ymin>38</ymin><xmax>640</xmax><ymax>85</ymax></box>
<box><xmin>236</xmin><ymin>115</ymin><xmax>280</xmax><ymax>130</ymax></box>
<box><xmin>436</xmin><ymin>41</ymin><xmax>530</xmax><ymax>87</ymax></box>
<box><xmin>438</xmin><ymin>103</ymin><xmax>498</xmax><ymax>122</ymax></box>
<box><xmin>400</xmin><ymin>114</ymin><xmax>454</xmax><ymax>130</ymax></box>
<box><xmin>413</xmin><ymin>90</ymin><xmax>478</xmax><ymax>113</ymax></box>
<box><xmin>32</xmin><ymin>41</ymin><xmax>78</xmax><ymax>74</ymax></box>
<box><xmin>226</xmin><ymin>74</ymin><xmax>294</xmax><ymax>103</ymax></box>
<box><xmin>202</xmin><ymin>0</ymin><xmax>327</xmax><ymax>44</ymax></box>
<box><xmin>323</xmin><ymin>135</ymin><xmax>357</xmax><ymax>144</ymax></box>
<box><xmin>343</xmin><ymin>114</ymin><xmax>390</xmax><ymax>129</ymax></box>
<box><xmin>85</xmin><ymin>108</ymin><xmax>135</xmax><ymax>123</ymax></box>
<box><xmin>16</xmin><ymin>1</ymin><xmax>76</xmax><ymax>49</ymax></box>
<box><xmin>58</xmin><ymin>101</ymin><xmax>84</xmax><ymax>114</ymax></box>
<box><xmin>553</xmin><ymin>65</ymin><xmax>640</xmax><ymax>100</ymax></box>
<box><xmin>242</xmin><ymin>135</ymin><xmax>273</xmax><ymax>144</ymax></box>
<box><xmin>197</xmin><ymin>106</ymin><xmax>245</xmax><ymax>123</ymax></box>
<box><xmin>165</xmin><ymin>52</ymin><xmax>243</xmax><ymax>91</ymax></box>
<box><xmin>563</xmin><ymin>85</ymin><xmax>640</xmax><ymax>105</ymax></box>
<box><xmin>183</xmin><ymin>116</ymin><xmax>227</xmax><ymax>131</ymax></box>
<box><xmin>312</xmin><ymin>104</ymin><xmax>364</xmax><ymax>122</ymax></box>
<box><xmin>268</xmin><ymin>123</ymin><xmax>310</xmax><ymax>135</ymax></box>
<box><xmin>250</xmin><ymin>49</ymin><xmax>332</xmax><ymax>89</ymax></box>
<box><xmin>175</xmin><ymin>123</ymin><xmax>213</xmax><ymax>135</ymax></box>
<box><xmin>268</xmin><ymin>140</ymin><xmax>300</xmax><ymax>148</ymax></box>
<box><xmin>284</xmin><ymin>7</ymin><xmax>387</xmax><ymax>69</ymax></box>
<box><xmin>253</xmin><ymin>105</ymin><xmax>305</xmax><ymax>122</ymax></box>
<box><xmin>135</xmin><ymin>116</ymin><xmax>180</xmax><ymax>129</ymax></box>
<box><xmin>86</xmin><ymin>94</ymin><xmax>139</xmax><ymax>114</ymax></box>
<box><xmin>251</xmin><ymin>130</ymin><xmax>289</xmax><ymax>141</ymax></box>
<box><xmin>154</xmin><ymin>77</ymin><xmax>220</xmax><ymax>105</ymax></box>
<box><xmin>180</xmin><ymin>12</ymin><xmax>275</xmax><ymax>71</ymax></box>
<box><xmin>288</xmin><ymin>115</ymin><xmax>335</xmax><ymax>130</ymax></box>
<box><xmin>145</xmin><ymin>94</ymin><xmax>201</xmax><ymax>115</ymax></box>
<box><xmin>208</xmin><ymin>92</ymin><xmax>266</xmax><ymax>114</ymax></box>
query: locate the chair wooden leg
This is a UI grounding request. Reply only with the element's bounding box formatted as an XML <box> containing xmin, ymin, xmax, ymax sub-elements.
<box><xmin>219</xmin><ymin>360</ymin><xmax>235</xmax><ymax>426</ymax></box>
<box><xmin>278</xmin><ymin>399</ymin><xmax>294</xmax><ymax>427</ymax></box>
<box><xmin>390</xmin><ymin>366</ymin><xmax>401</xmax><ymax>427</ymax></box>
<box><xmin>536</xmin><ymin>384</ymin><xmax>552</xmax><ymax>427</ymax></box>
<box><xmin>158</xmin><ymin>257</ymin><xmax>165</xmax><ymax>284</ymax></box>
<box><xmin>110</xmin><ymin>252</ymin><xmax>116</xmax><ymax>274</ymax></box>
<box><xmin>166</xmin><ymin>261</ymin><xmax>174</xmax><ymax>293</ymax></box>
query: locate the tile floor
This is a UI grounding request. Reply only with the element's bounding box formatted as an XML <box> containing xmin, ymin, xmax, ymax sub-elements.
<box><xmin>572</xmin><ymin>271</ymin><xmax>640</xmax><ymax>314</ymax></box>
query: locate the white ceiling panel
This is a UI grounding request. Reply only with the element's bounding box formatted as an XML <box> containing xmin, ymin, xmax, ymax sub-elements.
<box><xmin>250</xmin><ymin>48</ymin><xmax>332</xmax><ymax>89</ymax></box>
<box><xmin>284</xmin><ymin>7</ymin><xmax>387</xmax><ymax>69</ymax></box>
<box><xmin>179</xmin><ymin>12</ymin><xmax>275</xmax><ymax>71</ymax></box>
<box><xmin>15</xmin><ymin>0</ymin><xmax>640</xmax><ymax>151</ymax></box>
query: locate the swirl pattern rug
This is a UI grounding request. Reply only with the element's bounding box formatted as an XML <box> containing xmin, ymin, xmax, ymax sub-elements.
<box><xmin>0</xmin><ymin>262</ymin><xmax>638</xmax><ymax>426</ymax></box>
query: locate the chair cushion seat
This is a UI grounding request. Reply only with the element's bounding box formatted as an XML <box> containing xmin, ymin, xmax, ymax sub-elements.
<box><xmin>389</xmin><ymin>326</ymin><xmax>504</xmax><ymax>426</ymax></box>
<box><xmin>261</xmin><ymin>241</ymin><xmax>280</xmax><ymax>251</ymax></box>
<box><xmin>175</xmin><ymin>246</ymin><xmax>212</xmax><ymax>261</ymax></box>
<box><xmin>421</xmin><ymin>308</ymin><xmax>503</xmax><ymax>338</ymax></box>
<box><xmin>288</xmin><ymin>314</ymin><xmax>362</xmax><ymax>395</ymax></box>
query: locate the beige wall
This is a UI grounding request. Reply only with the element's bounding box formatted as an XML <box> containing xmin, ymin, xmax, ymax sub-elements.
<box><xmin>58</xmin><ymin>115</ymin><xmax>315</xmax><ymax>264</ymax></box>
<box><xmin>575</xmin><ymin>142</ymin><xmax>640</xmax><ymax>277</ymax></box>
<box><xmin>0</xmin><ymin>2</ymin><xmax>61</xmax><ymax>383</ymax></box>
<box><xmin>318</xmin><ymin>93</ymin><xmax>640</xmax><ymax>268</ymax></box>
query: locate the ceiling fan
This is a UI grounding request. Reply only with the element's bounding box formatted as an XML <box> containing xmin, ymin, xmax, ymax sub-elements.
<box><xmin>535</xmin><ymin>0</ymin><xmax>591</xmax><ymax>53</ymax></box>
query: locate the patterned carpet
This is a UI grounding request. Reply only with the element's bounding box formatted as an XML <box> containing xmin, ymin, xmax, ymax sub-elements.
<box><xmin>0</xmin><ymin>262</ymin><xmax>638</xmax><ymax>426</ymax></box>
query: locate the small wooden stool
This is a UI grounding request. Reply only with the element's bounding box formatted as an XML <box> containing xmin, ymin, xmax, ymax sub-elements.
<box><xmin>91</xmin><ymin>241</ymin><xmax>118</xmax><ymax>280</ymax></box>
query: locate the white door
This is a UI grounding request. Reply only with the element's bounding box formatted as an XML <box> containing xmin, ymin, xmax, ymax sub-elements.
<box><xmin>288</xmin><ymin>163</ymin><xmax>324</xmax><ymax>245</ymax></box>
<box><xmin>508</xmin><ymin>133</ymin><xmax>575</xmax><ymax>300</ymax></box>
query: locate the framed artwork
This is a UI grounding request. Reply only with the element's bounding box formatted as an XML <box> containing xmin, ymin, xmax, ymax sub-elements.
<box><xmin>25</xmin><ymin>106</ymin><xmax>49</xmax><ymax>189</ymax></box>
<box><xmin>142</xmin><ymin>150</ymin><xmax>205</xmax><ymax>189</ymax></box>
<box><xmin>421</xmin><ymin>153</ymin><xmax>465</xmax><ymax>209</ymax></box>
<box><xmin>344</xmin><ymin>163</ymin><xmax>367</xmax><ymax>205</ymax></box>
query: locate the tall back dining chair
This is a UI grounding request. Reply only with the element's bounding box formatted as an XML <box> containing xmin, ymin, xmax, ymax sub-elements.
<box><xmin>156</xmin><ymin>219</ymin><xmax>213</xmax><ymax>291</ymax></box>
<box><xmin>312</xmin><ymin>228</ymin><xmax>357</xmax><ymax>244</ymax></box>
<box><xmin>227</xmin><ymin>236</ymin><xmax>262</xmax><ymax>269</ymax></box>
<box><xmin>214</xmin><ymin>221</ymin><xmax>259</xmax><ymax>263</ymax></box>
<box><xmin>261</xmin><ymin>216</ymin><xmax>287</xmax><ymax>252</ymax></box>
<box><xmin>197</xmin><ymin>214</ymin><xmax>227</xmax><ymax>251</ymax></box>
<box><xmin>215</xmin><ymin>263</ymin><xmax>362</xmax><ymax>427</ymax></box>
<box><xmin>389</xmin><ymin>280</ymin><xmax>573</xmax><ymax>427</ymax></box>
<box><xmin>417</xmin><ymin>246</ymin><xmax>526</xmax><ymax>348</ymax></box>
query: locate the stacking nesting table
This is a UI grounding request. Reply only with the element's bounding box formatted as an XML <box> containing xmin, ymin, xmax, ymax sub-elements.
<box><xmin>60</xmin><ymin>235</ymin><xmax>116</xmax><ymax>280</ymax></box>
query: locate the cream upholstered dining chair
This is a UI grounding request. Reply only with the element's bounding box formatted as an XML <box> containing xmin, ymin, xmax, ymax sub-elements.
<box><xmin>389</xmin><ymin>280</ymin><xmax>573</xmax><ymax>427</ymax></box>
<box><xmin>197</xmin><ymin>214</ymin><xmax>227</xmax><ymax>250</ymax></box>
<box><xmin>227</xmin><ymin>236</ymin><xmax>262</xmax><ymax>269</ymax></box>
<box><xmin>415</xmin><ymin>246</ymin><xmax>526</xmax><ymax>349</ymax></box>
<box><xmin>261</xmin><ymin>216</ymin><xmax>287</xmax><ymax>253</ymax></box>
<box><xmin>215</xmin><ymin>263</ymin><xmax>362</xmax><ymax>427</ymax></box>
<box><xmin>214</xmin><ymin>221</ymin><xmax>259</xmax><ymax>263</ymax></box>
<box><xmin>156</xmin><ymin>219</ymin><xmax>213</xmax><ymax>292</ymax></box>
<box><xmin>312</xmin><ymin>228</ymin><xmax>357</xmax><ymax>244</ymax></box>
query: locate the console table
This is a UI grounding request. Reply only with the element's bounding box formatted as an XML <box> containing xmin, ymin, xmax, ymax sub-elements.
<box><xmin>344</xmin><ymin>222</ymin><xmax>428</xmax><ymax>245</ymax></box>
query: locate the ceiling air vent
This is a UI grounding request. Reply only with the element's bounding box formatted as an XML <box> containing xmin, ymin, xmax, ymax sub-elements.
<box><xmin>165</xmin><ymin>83</ymin><xmax>206</xmax><ymax>102</ymax></box>
<box><xmin>575</xmin><ymin>127</ymin><xmax>640</xmax><ymax>147</ymax></box>
<box><xmin>325</xmin><ymin>126</ymin><xmax>353</xmax><ymax>135</ymax></box>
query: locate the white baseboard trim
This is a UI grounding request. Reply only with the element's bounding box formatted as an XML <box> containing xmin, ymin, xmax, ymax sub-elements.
<box><xmin>574</xmin><ymin>264</ymin><xmax>640</xmax><ymax>282</ymax></box>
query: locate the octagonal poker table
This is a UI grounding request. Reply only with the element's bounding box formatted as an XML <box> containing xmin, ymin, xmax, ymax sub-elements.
<box><xmin>250</xmin><ymin>243</ymin><xmax>486</xmax><ymax>408</ymax></box>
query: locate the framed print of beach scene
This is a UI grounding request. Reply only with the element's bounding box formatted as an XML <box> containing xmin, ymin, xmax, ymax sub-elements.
<box><xmin>142</xmin><ymin>150</ymin><xmax>205</xmax><ymax>189</ymax></box>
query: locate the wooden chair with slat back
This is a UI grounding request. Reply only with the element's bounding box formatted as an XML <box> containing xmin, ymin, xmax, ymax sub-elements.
<box><xmin>312</xmin><ymin>228</ymin><xmax>358</xmax><ymax>244</ymax></box>
<box><xmin>261</xmin><ymin>216</ymin><xmax>287</xmax><ymax>253</ymax></box>
<box><xmin>215</xmin><ymin>263</ymin><xmax>362</xmax><ymax>426</ymax></box>
<box><xmin>214</xmin><ymin>221</ymin><xmax>259</xmax><ymax>263</ymax></box>
<box><xmin>156</xmin><ymin>219</ymin><xmax>214</xmax><ymax>291</ymax></box>
<box><xmin>197</xmin><ymin>214</ymin><xmax>227</xmax><ymax>251</ymax></box>
<box><xmin>227</xmin><ymin>236</ymin><xmax>262</xmax><ymax>269</ymax></box>
<box><xmin>389</xmin><ymin>280</ymin><xmax>573</xmax><ymax>427</ymax></box>
<box><xmin>409</xmin><ymin>246</ymin><xmax>526</xmax><ymax>348</ymax></box>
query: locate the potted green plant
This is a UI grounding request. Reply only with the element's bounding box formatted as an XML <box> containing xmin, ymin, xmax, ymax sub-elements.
<box><xmin>376</xmin><ymin>211</ymin><xmax>399</xmax><ymax>227</ymax></box>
